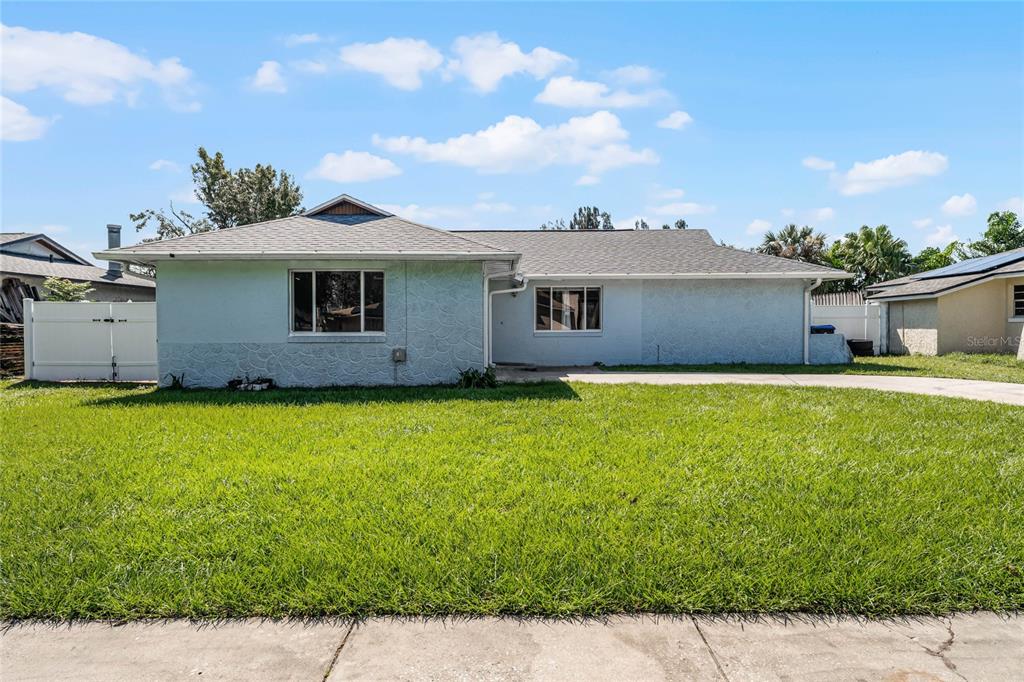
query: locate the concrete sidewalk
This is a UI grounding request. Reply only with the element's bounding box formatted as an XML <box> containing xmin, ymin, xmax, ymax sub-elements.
<box><xmin>497</xmin><ymin>367</ymin><xmax>1024</xmax><ymax>406</ymax></box>
<box><xmin>3</xmin><ymin>613</ymin><xmax>1022</xmax><ymax>681</ymax></box>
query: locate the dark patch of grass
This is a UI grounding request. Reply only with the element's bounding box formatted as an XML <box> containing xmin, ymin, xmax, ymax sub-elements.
<box><xmin>606</xmin><ymin>353</ymin><xmax>1024</xmax><ymax>384</ymax></box>
<box><xmin>1</xmin><ymin>381</ymin><xmax>1022</xmax><ymax>619</ymax></box>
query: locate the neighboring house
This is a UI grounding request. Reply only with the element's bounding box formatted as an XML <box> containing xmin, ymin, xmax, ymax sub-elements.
<box><xmin>866</xmin><ymin>248</ymin><xmax>1024</xmax><ymax>356</ymax></box>
<box><xmin>96</xmin><ymin>194</ymin><xmax>851</xmax><ymax>388</ymax></box>
<box><xmin>1</xmin><ymin>227</ymin><xmax>155</xmax><ymax>323</ymax></box>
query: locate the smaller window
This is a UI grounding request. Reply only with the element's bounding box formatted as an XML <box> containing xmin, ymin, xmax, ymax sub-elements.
<box><xmin>1014</xmin><ymin>284</ymin><xmax>1024</xmax><ymax>317</ymax></box>
<box><xmin>535</xmin><ymin>286</ymin><xmax>601</xmax><ymax>332</ymax></box>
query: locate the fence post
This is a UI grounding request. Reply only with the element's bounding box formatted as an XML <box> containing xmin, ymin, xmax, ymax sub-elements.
<box><xmin>22</xmin><ymin>298</ymin><xmax>33</xmax><ymax>380</ymax></box>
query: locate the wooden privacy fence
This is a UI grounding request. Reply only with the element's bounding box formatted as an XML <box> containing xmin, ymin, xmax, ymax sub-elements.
<box><xmin>23</xmin><ymin>300</ymin><xmax>157</xmax><ymax>382</ymax></box>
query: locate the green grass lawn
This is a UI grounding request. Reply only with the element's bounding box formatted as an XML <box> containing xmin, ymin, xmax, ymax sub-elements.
<box><xmin>606</xmin><ymin>352</ymin><xmax>1024</xmax><ymax>384</ymax></box>
<box><xmin>2</xmin><ymin>380</ymin><xmax>1022</xmax><ymax>620</ymax></box>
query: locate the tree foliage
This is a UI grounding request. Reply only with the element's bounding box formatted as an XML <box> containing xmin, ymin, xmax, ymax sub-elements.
<box><xmin>539</xmin><ymin>207</ymin><xmax>614</xmax><ymax>230</ymax></box>
<box><xmin>831</xmin><ymin>225</ymin><xmax>912</xmax><ymax>288</ymax></box>
<box><xmin>131</xmin><ymin>147</ymin><xmax>303</xmax><ymax>241</ymax></box>
<box><xmin>957</xmin><ymin>211</ymin><xmax>1023</xmax><ymax>258</ymax></box>
<box><xmin>43</xmin><ymin>277</ymin><xmax>93</xmax><ymax>302</ymax></box>
<box><xmin>756</xmin><ymin>224</ymin><xmax>828</xmax><ymax>264</ymax></box>
<box><xmin>910</xmin><ymin>243</ymin><xmax>957</xmax><ymax>273</ymax></box>
<box><xmin>635</xmin><ymin>218</ymin><xmax>650</xmax><ymax>230</ymax></box>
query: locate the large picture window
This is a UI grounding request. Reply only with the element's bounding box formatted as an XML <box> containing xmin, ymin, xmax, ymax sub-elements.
<box><xmin>1014</xmin><ymin>284</ymin><xmax>1024</xmax><ymax>317</ymax></box>
<box><xmin>291</xmin><ymin>270</ymin><xmax>384</xmax><ymax>334</ymax></box>
<box><xmin>535</xmin><ymin>286</ymin><xmax>601</xmax><ymax>332</ymax></box>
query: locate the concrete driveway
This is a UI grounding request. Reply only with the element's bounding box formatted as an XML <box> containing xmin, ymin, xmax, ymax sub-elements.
<box><xmin>3</xmin><ymin>614</ymin><xmax>1021</xmax><ymax>681</ymax></box>
<box><xmin>496</xmin><ymin>367</ymin><xmax>1024</xmax><ymax>406</ymax></box>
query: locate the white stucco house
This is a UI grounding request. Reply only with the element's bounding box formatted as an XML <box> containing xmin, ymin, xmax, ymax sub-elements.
<box><xmin>96</xmin><ymin>194</ymin><xmax>851</xmax><ymax>388</ymax></box>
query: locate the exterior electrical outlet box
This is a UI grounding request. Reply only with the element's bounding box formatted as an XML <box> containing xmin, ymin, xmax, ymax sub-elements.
<box><xmin>391</xmin><ymin>348</ymin><xmax>407</xmax><ymax>363</ymax></box>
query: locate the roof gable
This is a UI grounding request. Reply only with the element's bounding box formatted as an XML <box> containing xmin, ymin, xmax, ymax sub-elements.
<box><xmin>0</xmin><ymin>232</ymin><xmax>91</xmax><ymax>265</ymax></box>
<box><xmin>304</xmin><ymin>194</ymin><xmax>393</xmax><ymax>218</ymax></box>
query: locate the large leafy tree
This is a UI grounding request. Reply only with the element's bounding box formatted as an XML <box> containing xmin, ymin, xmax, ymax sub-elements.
<box><xmin>756</xmin><ymin>224</ymin><xmax>828</xmax><ymax>264</ymax></box>
<box><xmin>910</xmin><ymin>243</ymin><xmax>957</xmax><ymax>273</ymax></box>
<box><xmin>831</xmin><ymin>225</ymin><xmax>912</xmax><ymax>288</ymax></box>
<box><xmin>957</xmin><ymin>211</ymin><xmax>1023</xmax><ymax>258</ymax></box>
<box><xmin>131</xmin><ymin>147</ymin><xmax>303</xmax><ymax>240</ymax></box>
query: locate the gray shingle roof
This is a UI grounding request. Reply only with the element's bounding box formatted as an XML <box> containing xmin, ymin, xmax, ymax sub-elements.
<box><xmin>1</xmin><ymin>253</ymin><xmax>155</xmax><ymax>288</ymax></box>
<box><xmin>0</xmin><ymin>232</ymin><xmax>34</xmax><ymax>246</ymax></box>
<box><xmin>461</xmin><ymin>229</ymin><xmax>848</xmax><ymax>277</ymax></box>
<box><xmin>867</xmin><ymin>260</ymin><xmax>1024</xmax><ymax>300</ymax></box>
<box><xmin>97</xmin><ymin>214</ymin><xmax>513</xmax><ymax>260</ymax></box>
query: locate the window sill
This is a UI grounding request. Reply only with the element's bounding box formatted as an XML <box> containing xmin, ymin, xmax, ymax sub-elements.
<box><xmin>288</xmin><ymin>333</ymin><xmax>387</xmax><ymax>343</ymax></box>
<box><xmin>1009</xmin><ymin>317</ymin><xmax>1024</xmax><ymax>323</ymax></box>
<box><xmin>533</xmin><ymin>330</ymin><xmax>603</xmax><ymax>338</ymax></box>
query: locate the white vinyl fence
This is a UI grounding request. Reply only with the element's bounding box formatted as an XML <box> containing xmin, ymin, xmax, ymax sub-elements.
<box><xmin>811</xmin><ymin>303</ymin><xmax>881</xmax><ymax>355</ymax></box>
<box><xmin>23</xmin><ymin>299</ymin><xmax>157</xmax><ymax>381</ymax></box>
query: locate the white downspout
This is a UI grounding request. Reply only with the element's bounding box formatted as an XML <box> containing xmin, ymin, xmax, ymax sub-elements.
<box><xmin>803</xmin><ymin>278</ymin><xmax>822</xmax><ymax>365</ymax></box>
<box><xmin>485</xmin><ymin>274</ymin><xmax>528</xmax><ymax>366</ymax></box>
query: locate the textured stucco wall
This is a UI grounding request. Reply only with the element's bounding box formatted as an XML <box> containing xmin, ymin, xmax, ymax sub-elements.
<box><xmin>887</xmin><ymin>300</ymin><xmax>939</xmax><ymax>355</ymax></box>
<box><xmin>490</xmin><ymin>277</ymin><xmax>809</xmax><ymax>366</ymax></box>
<box><xmin>936</xmin><ymin>278</ymin><xmax>1013</xmax><ymax>354</ymax></box>
<box><xmin>156</xmin><ymin>259</ymin><xmax>484</xmax><ymax>387</ymax></box>
<box><xmin>639</xmin><ymin>279</ymin><xmax>806</xmax><ymax>364</ymax></box>
<box><xmin>490</xmin><ymin>279</ymin><xmax>643</xmax><ymax>366</ymax></box>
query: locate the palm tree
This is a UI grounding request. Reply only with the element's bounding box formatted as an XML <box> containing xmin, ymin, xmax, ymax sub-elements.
<box><xmin>756</xmin><ymin>224</ymin><xmax>828</xmax><ymax>263</ymax></box>
<box><xmin>833</xmin><ymin>225</ymin><xmax>911</xmax><ymax>287</ymax></box>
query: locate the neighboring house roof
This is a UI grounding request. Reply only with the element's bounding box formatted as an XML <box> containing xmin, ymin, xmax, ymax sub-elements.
<box><xmin>1</xmin><ymin>253</ymin><xmax>156</xmax><ymax>288</ymax></box>
<box><xmin>812</xmin><ymin>291</ymin><xmax>866</xmax><ymax>306</ymax></box>
<box><xmin>866</xmin><ymin>247</ymin><xmax>1024</xmax><ymax>301</ymax></box>
<box><xmin>1</xmin><ymin>232</ymin><xmax>92</xmax><ymax>265</ymax></box>
<box><xmin>462</xmin><ymin>229</ymin><xmax>848</xmax><ymax>278</ymax></box>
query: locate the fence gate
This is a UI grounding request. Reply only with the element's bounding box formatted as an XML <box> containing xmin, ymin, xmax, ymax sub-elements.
<box><xmin>23</xmin><ymin>300</ymin><xmax>157</xmax><ymax>381</ymax></box>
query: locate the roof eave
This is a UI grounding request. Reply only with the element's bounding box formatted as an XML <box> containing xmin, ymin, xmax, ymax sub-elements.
<box><xmin>522</xmin><ymin>271</ymin><xmax>854</xmax><ymax>280</ymax></box>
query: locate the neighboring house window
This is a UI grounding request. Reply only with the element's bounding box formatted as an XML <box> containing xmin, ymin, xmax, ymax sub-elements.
<box><xmin>535</xmin><ymin>286</ymin><xmax>601</xmax><ymax>331</ymax></box>
<box><xmin>1015</xmin><ymin>284</ymin><xmax>1024</xmax><ymax>317</ymax></box>
<box><xmin>291</xmin><ymin>270</ymin><xmax>384</xmax><ymax>333</ymax></box>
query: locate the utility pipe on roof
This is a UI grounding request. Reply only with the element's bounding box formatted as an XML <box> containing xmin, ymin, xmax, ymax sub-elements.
<box><xmin>803</xmin><ymin>277</ymin><xmax>823</xmax><ymax>365</ymax></box>
<box><xmin>485</xmin><ymin>272</ymin><xmax>528</xmax><ymax>366</ymax></box>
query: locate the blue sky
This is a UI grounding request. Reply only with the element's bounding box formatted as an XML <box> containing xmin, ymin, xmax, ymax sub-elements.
<box><xmin>2</xmin><ymin>2</ymin><xmax>1022</xmax><ymax>263</ymax></box>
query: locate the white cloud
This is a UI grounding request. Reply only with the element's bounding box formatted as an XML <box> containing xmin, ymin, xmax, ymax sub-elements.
<box><xmin>445</xmin><ymin>33</ymin><xmax>572</xmax><ymax>93</ymax></box>
<box><xmin>997</xmin><ymin>196</ymin><xmax>1023</xmax><ymax>212</ymax></box>
<box><xmin>376</xmin><ymin>201</ymin><xmax>516</xmax><ymax>228</ymax></box>
<box><xmin>1</xmin><ymin>24</ymin><xmax>198</xmax><ymax>111</ymax></box>
<box><xmin>576</xmin><ymin>175</ymin><xmax>600</xmax><ymax>186</ymax></box>
<box><xmin>656</xmin><ymin>188</ymin><xmax>685</xmax><ymax>199</ymax></box>
<box><xmin>615</xmin><ymin>215</ymin><xmax>646</xmax><ymax>230</ymax></box>
<box><xmin>925</xmin><ymin>224</ymin><xmax>959</xmax><ymax>247</ymax></box>
<box><xmin>292</xmin><ymin>59</ymin><xmax>329</xmax><ymax>75</ymax></box>
<box><xmin>148</xmin><ymin>159</ymin><xmax>179</xmax><ymax>172</ymax></box>
<box><xmin>941</xmin><ymin>192</ymin><xmax>977</xmax><ymax>217</ymax></box>
<box><xmin>605</xmin><ymin>65</ymin><xmax>659</xmax><ymax>85</ymax></box>
<box><xmin>307</xmin><ymin>150</ymin><xmax>402</xmax><ymax>183</ymax></box>
<box><xmin>656</xmin><ymin>110</ymin><xmax>693</xmax><ymax>130</ymax></box>
<box><xmin>837</xmin><ymin>150</ymin><xmax>948</xmax><ymax>196</ymax></box>
<box><xmin>283</xmin><ymin>33</ymin><xmax>321</xmax><ymax>47</ymax></box>
<box><xmin>248</xmin><ymin>61</ymin><xmax>287</xmax><ymax>93</ymax></box>
<box><xmin>912</xmin><ymin>218</ymin><xmax>933</xmax><ymax>229</ymax></box>
<box><xmin>535</xmin><ymin>76</ymin><xmax>667</xmax><ymax>109</ymax></box>
<box><xmin>802</xmin><ymin>156</ymin><xmax>835</xmax><ymax>171</ymax></box>
<box><xmin>472</xmin><ymin>200</ymin><xmax>514</xmax><ymax>213</ymax></box>
<box><xmin>650</xmin><ymin>201</ymin><xmax>716</xmax><ymax>216</ymax></box>
<box><xmin>1</xmin><ymin>96</ymin><xmax>52</xmax><ymax>141</ymax></box>
<box><xmin>746</xmin><ymin>218</ymin><xmax>772</xmax><ymax>236</ymax></box>
<box><xmin>339</xmin><ymin>38</ymin><xmax>443</xmax><ymax>90</ymax></box>
<box><xmin>811</xmin><ymin>207</ymin><xmax>835</xmax><ymax>222</ymax></box>
<box><xmin>373</xmin><ymin>110</ymin><xmax>658</xmax><ymax>177</ymax></box>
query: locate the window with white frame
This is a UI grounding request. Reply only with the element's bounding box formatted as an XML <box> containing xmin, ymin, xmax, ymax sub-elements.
<box><xmin>535</xmin><ymin>286</ymin><xmax>601</xmax><ymax>331</ymax></box>
<box><xmin>1014</xmin><ymin>284</ymin><xmax>1024</xmax><ymax>317</ymax></box>
<box><xmin>291</xmin><ymin>270</ymin><xmax>384</xmax><ymax>333</ymax></box>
